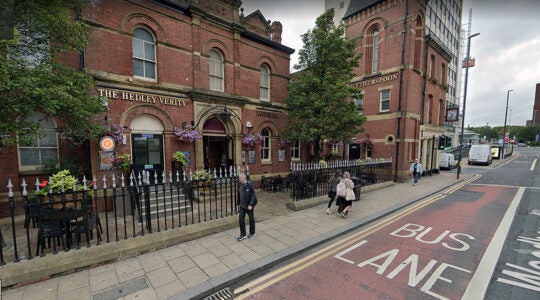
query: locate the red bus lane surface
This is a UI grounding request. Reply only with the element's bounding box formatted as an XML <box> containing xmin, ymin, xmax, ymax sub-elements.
<box><xmin>237</xmin><ymin>185</ymin><xmax>518</xmax><ymax>299</ymax></box>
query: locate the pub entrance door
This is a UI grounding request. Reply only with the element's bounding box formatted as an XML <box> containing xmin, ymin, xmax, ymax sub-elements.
<box><xmin>203</xmin><ymin>136</ymin><xmax>231</xmax><ymax>170</ymax></box>
<box><xmin>131</xmin><ymin>133</ymin><xmax>164</xmax><ymax>180</ymax></box>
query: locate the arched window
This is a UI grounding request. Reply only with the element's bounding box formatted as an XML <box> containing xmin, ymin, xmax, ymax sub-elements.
<box><xmin>260</xmin><ymin>64</ymin><xmax>270</xmax><ymax>101</ymax></box>
<box><xmin>429</xmin><ymin>55</ymin><xmax>435</xmax><ymax>79</ymax></box>
<box><xmin>209</xmin><ymin>49</ymin><xmax>224</xmax><ymax>92</ymax></box>
<box><xmin>372</xmin><ymin>30</ymin><xmax>379</xmax><ymax>73</ymax></box>
<box><xmin>132</xmin><ymin>28</ymin><xmax>156</xmax><ymax>79</ymax></box>
<box><xmin>19</xmin><ymin>112</ymin><xmax>58</xmax><ymax>170</ymax></box>
<box><xmin>261</xmin><ymin>127</ymin><xmax>271</xmax><ymax>161</ymax></box>
<box><xmin>365</xmin><ymin>26</ymin><xmax>380</xmax><ymax>74</ymax></box>
<box><xmin>441</xmin><ymin>63</ymin><xmax>447</xmax><ymax>85</ymax></box>
<box><xmin>414</xmin><ymin>16</ymin><xmax>423</xmax><ymax>70</ymax></box>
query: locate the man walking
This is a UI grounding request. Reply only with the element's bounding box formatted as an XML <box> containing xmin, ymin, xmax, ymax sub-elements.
<box><xmin>409</xmin><ymin>158</ymin><xmax>423</xmax><ymax>186</ymax></box>
<box><xmin>237</xmin><ymin>173</ymin><xmax>257</xmax><ymax>241</ymax></box>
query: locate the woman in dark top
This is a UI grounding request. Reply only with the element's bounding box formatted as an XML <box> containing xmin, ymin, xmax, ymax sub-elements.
<box><xmin>326</xmin><ymin>170</ymin><xmax>342</xmax><ymax>215</ymax></box>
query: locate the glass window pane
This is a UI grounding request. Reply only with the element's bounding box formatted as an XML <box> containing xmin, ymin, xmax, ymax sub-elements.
<box><xmin>20</xmin><ymin>149</ymin><xmax>40</xmax><ymax>165</ymax></box>
<box><xmin>39</xmin><ymin>130</ymin><xmax>57</xmax><ymax>147</ymax></box>
<box><xmin>148</xmin><ymin>151</ymin><xmax>160</xmax><ymax>164</ymax></box>
<box><xmin>144</xmin><ymin>42</ymin><xmax>155</xmax><ymax>61</ymax></box>
<box><xmin>41</xmin><ymin>149</ymin><xmax>58</xmax><ymax>165</ymax></box>
<box><xmin>133</xmin><ymin>59</ymin><xmax>143</xmax><ymax>76</ymax></box>
<box><xmin>134</xmin><ymin>28</ymin><xmax>153</xmax><ymax>42</ymax></box>
<box><xmin>132</xmin><ymin>39</ymin><xmax>143</xmax><ymax>58</ymax></box>
<box><xmin>144</xmin><ymin>61</ymin><xmax>155</xmax><ymax>78</ymax></box>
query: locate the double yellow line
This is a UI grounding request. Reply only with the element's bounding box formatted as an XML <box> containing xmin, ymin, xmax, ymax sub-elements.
<box><xmin>235</xmin><ymin>175</ymin><xmax>480</xmax><ymax>298</ymax></box>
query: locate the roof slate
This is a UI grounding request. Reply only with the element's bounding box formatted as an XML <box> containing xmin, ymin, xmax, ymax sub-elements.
<box><xmin>343</xmin><ymin>0</ymin><xmax>385</xmax><ymax>20</ymax></box>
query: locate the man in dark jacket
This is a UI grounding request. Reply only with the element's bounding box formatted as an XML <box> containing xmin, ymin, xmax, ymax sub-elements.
<box><xmin>237</xmin><ymin>173</ymin><xmax>257</xmax><ymax>241</ymax></box>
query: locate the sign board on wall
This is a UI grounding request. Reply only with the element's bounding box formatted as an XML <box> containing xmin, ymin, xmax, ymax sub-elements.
<box><xmin>100</xmin><ymin>136</ymin><xmax>115</xmax><ymax>152</ymax></box>
<box><xmin>100</xmin><ymin>151</ymin><xmax>114</xmax><ymax>170</ymax></box>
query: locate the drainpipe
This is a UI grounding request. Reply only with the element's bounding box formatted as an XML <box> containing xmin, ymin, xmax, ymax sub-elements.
<box><xmin>394</xmin><ymin>0</ymin><xmax>409</xmax><ymax>182</ymax></box>
<box><xmin>75</xmin><ymin>8</ymin><xmax>85</xmax><ymax>71</ymax></box>
<box><xmin>421</xmin><ymin>35</ymin><xmax>430</xmax><ymax>172</ymax></box>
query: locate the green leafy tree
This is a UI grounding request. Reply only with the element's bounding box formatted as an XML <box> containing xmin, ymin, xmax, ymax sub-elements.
<box><xmin>515</xmin><ymin>125</ymin><xmax>540</xmax><ymax>143</ymax></box>
<box><xmin>284</xmin><ymin>8</ymin><xmax>366</xmax><ymax>160</ymax></box>
<box><xmin>0</xmin><ymin>0</ymin><xmax>105</xmax><ymax>147</ymax></box>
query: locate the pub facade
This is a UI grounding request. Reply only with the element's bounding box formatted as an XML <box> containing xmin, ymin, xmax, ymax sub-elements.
<box><xmin>0</xmin><ymin>0</ymin><xmax>295</xmax><ymax>191</ymax></box>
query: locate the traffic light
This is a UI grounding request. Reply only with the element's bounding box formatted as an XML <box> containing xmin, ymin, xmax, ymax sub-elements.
<box><xmin>438</xmin><ymin>136</ymin><xmax>445</xmax><ymax>150</ymax></box>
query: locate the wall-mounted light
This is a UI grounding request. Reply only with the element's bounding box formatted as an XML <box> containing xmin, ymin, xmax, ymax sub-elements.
<box><xmin>122</xmin><ymin>134</ymin><xmax>127</xmax><ymax>145</ymax></box>
<box><xmin>246</xmin><ymin>121</ymin><xmax>253</xmax><ymax>132</ymax></box>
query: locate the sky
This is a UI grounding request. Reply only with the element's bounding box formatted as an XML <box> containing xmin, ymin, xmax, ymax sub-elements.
<box><xmin>241</xmin><ymin>0</ymin><xmax>540</xmax><ymax>128</ymax></box>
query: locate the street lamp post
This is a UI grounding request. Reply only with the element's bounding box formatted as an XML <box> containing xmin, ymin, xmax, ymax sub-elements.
<box><xmin>457</xmin><ymin>32</ymin><xmax>480</xmax><ymax>179</ymax></box>
<box><xmin>502</xmin><ymin>89</ymin><xmax>513</xmax><ymax>158</ymax></box>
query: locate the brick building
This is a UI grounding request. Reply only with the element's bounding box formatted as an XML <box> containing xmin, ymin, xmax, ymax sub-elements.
<box><xmin>343</xmin><ymin>0</ymin><xmax>454</xmax><ymax>181</ymax></box>
<box><xmin>0</xmin><ymin>0</ymin><xmax>294</xmax><ymax>192</ymax></box>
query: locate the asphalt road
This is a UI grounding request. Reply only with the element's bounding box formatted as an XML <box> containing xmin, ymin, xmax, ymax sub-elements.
<box><xmin>233</xmin><ymin>147</ymin><xmax>540</xmax><ymax>299</ymax></box>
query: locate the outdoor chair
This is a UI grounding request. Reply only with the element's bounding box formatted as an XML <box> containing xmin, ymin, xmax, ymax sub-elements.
<box><xmin>261</xmin><ymin>176</ymin><xmax>273</xmax><ymax>191</ymax></box>
<box><xmin>70</xmin><ymin>207</ymin><xmax>103</xmax><ymax>246</ymax></box>
<box><xmin>36</xmin><ymin>215</ymin><xmax>67</xmax><ymax>256</ymax></box>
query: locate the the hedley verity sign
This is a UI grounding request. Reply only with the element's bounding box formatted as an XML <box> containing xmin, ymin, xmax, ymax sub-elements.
<box><xmin>97</xmin><ymin>88</ymin><xmax>189</xmax><ymax>107</ymax></box>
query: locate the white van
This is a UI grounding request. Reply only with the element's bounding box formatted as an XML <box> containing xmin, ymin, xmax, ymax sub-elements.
<box><xmin>439</xmin><ymin>153</ymin><xmax>457</xmax><ymax>169</ymax></box>
<box><xmin>468</xmin><ymin>144</ymin><xmax>492</xmax><ymax>165</ymax></box>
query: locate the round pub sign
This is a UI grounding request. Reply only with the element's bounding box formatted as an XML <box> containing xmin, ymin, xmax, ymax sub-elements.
<box><xmin>100</xmin><ymin>136</ymin><xmax>115</xmax><ymax>151</ymax></box>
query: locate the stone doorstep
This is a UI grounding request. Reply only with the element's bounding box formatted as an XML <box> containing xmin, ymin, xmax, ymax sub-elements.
<box><xmin>0</xmin><ymin>216</ymin><xmax>237</xmax><ymax>288</ymax></box>
<box><xmin>286</xmin><ymin>181</ymin><xmax>395</xmax><ymax>211</ymax></box>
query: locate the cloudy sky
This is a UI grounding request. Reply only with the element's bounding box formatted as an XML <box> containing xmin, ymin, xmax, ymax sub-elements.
<box><xmin>241</xmin><ymin>0</ymin><xmax>540</xmax><ymax>128</ymax></box>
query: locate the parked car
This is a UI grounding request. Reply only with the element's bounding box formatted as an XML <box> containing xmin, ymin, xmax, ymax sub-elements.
<box><xmin>439</xmin><ymin>153</ymin><xmax>457</xmax><ymax>170</ymax></box>
<box><xmin>468</xmin><ymin>144</ymin><xmax>492</xmax><ymax>165</ymax></box>
<box><xmin>518</xmin><ymin>143</ymin><xmax>527</xmax><ymax>147</ymax></box>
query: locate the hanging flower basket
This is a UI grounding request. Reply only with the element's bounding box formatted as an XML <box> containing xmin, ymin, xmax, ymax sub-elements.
<box><xmin>242</xmin><ymin>133</ymin><xmax>263</xmax><ymax>148</ymax></box>
<box><xmin>103</xmin><ymin>123</ymin><xmax>125</xmax><ymax>144</ymax></box>
<box><xmin>173</xmin><ymin>125</ymin><xmax>202</xmax><ymax>143</ymax></box>
<box><xmin>112</xmin><ymin>154</ymin><xmax>132</xmax><ymax>170</ymax></box>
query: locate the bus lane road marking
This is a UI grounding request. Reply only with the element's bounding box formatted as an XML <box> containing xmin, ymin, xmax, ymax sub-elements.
<box><xmin>463</xmin><ymin>187</ymin><xmax>525</xmax><ymax>299</ymax></box>
<box><xmin>235</xmin><ymin>175</ymin><xmax>482</xmax><ymax>299</ymax></box>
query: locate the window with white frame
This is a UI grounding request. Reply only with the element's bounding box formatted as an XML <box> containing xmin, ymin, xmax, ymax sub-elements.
<box><xmin>18</xmin><ymin>112</ymin><xmax>58</xmax><ymax>170</ymax></box>
<box><xmin>261</xmin><ymin>127</ymin><xmax>271</xmax><ymax>161</ymax></box>
<box><xmin>209</xmin><ymin>49</ymin><xmax>224</xmax><ymax>91</ymax></box>
<box><xmin>380</xmin><ymin>90</ymin><xmax>390</xmax><ymax>112</ymax></box>
<box><xmin>291</xmin><ymin>140</ymin><xmax>300</xmax><ymax>160</ymax></box>
<box><xmin>372</xmin><ymin>31</ymin><xmax>379</xmax><ymax>73</ymax></box>
<box><xmin>260</xmin><ymin>64</ymin><xmax>270</xmax><ymax>101</ymax></box>
<box><xmin>355</xmin><ymin>95</ymin><xmax>364</xmax><ymax>115</ymax></box>
<box><xmin>132</xmin><ymin>28</ymin><xmax>156</xmax><ymax>79</ymax></box>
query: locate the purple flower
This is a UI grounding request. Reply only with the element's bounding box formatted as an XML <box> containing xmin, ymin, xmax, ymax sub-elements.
<box><xmin>174</xmin><ymin>125</ymin><xmax>202</xmax><ymax>143</ymax></box>
<box><xmin>103</xmin><ymin>123</ymin><xmax>124</xmax><ymax>144</ymax></box>
<box><xmin>242</xmin><ymin>133</ymin><xmax>263</xmax><ymax>148</ymax></box>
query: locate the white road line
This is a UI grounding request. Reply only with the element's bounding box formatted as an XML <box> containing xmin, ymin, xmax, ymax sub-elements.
<box><xmin>462</xmin><ymin>187</ymin><xmax>525</xmax><ymax>300</ymax></box>
<box><xmin>531</xmin><ymin>158</ymin><xmax>537</xmax><ymax>171</ymax></box>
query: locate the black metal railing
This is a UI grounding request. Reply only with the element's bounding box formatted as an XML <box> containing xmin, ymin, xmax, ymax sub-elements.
<box><xmin>289</xmin><ymin>158</ymin><xmax>393</xmax><ymax>201</ymax></box>
<box><xmin>0</xmin><ymin>167</ymin><xmax>244</xmax><ymax>265</ymax></box>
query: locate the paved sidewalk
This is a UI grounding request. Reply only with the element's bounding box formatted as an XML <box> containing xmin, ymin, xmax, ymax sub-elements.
<box><xmin>3</xmin><ymin>171</ymin><xmax>472</xmax><ymax>300</ymax></box>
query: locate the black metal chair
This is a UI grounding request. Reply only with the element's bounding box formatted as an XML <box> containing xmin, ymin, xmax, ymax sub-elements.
<box><xmin>36</xmin><ymin>215</ymin><xmax>67</xmax><ymax>256</ymax></box>
<box><xmin>261</xmin><ymin>176</ymin><xmax>273</xmax><ymax>191</ymax></box>
<box><xmin>273</xmin><ymin>175</ymin><xmax>283</xmax><ymax>192</ymax></box>
<box><xmin>70</xmin><ymin>207</ymin><xmax>103</xmax><ymax>246</ymax></box>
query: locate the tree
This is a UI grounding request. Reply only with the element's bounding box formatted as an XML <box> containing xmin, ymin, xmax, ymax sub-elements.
<box><xmin>284</xmin><ymin>8</ymin><xmax>365</xmax><ymax>159</ymax></box>
<box><xmin>0</xmin><ymin>0</ymin><xmax>105</xmax><ymax>147</ymax></box>
<box><xmin>515</xmin><ymin>125</ymin><xmax>540</xmax><ymax>143</ymax></box>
